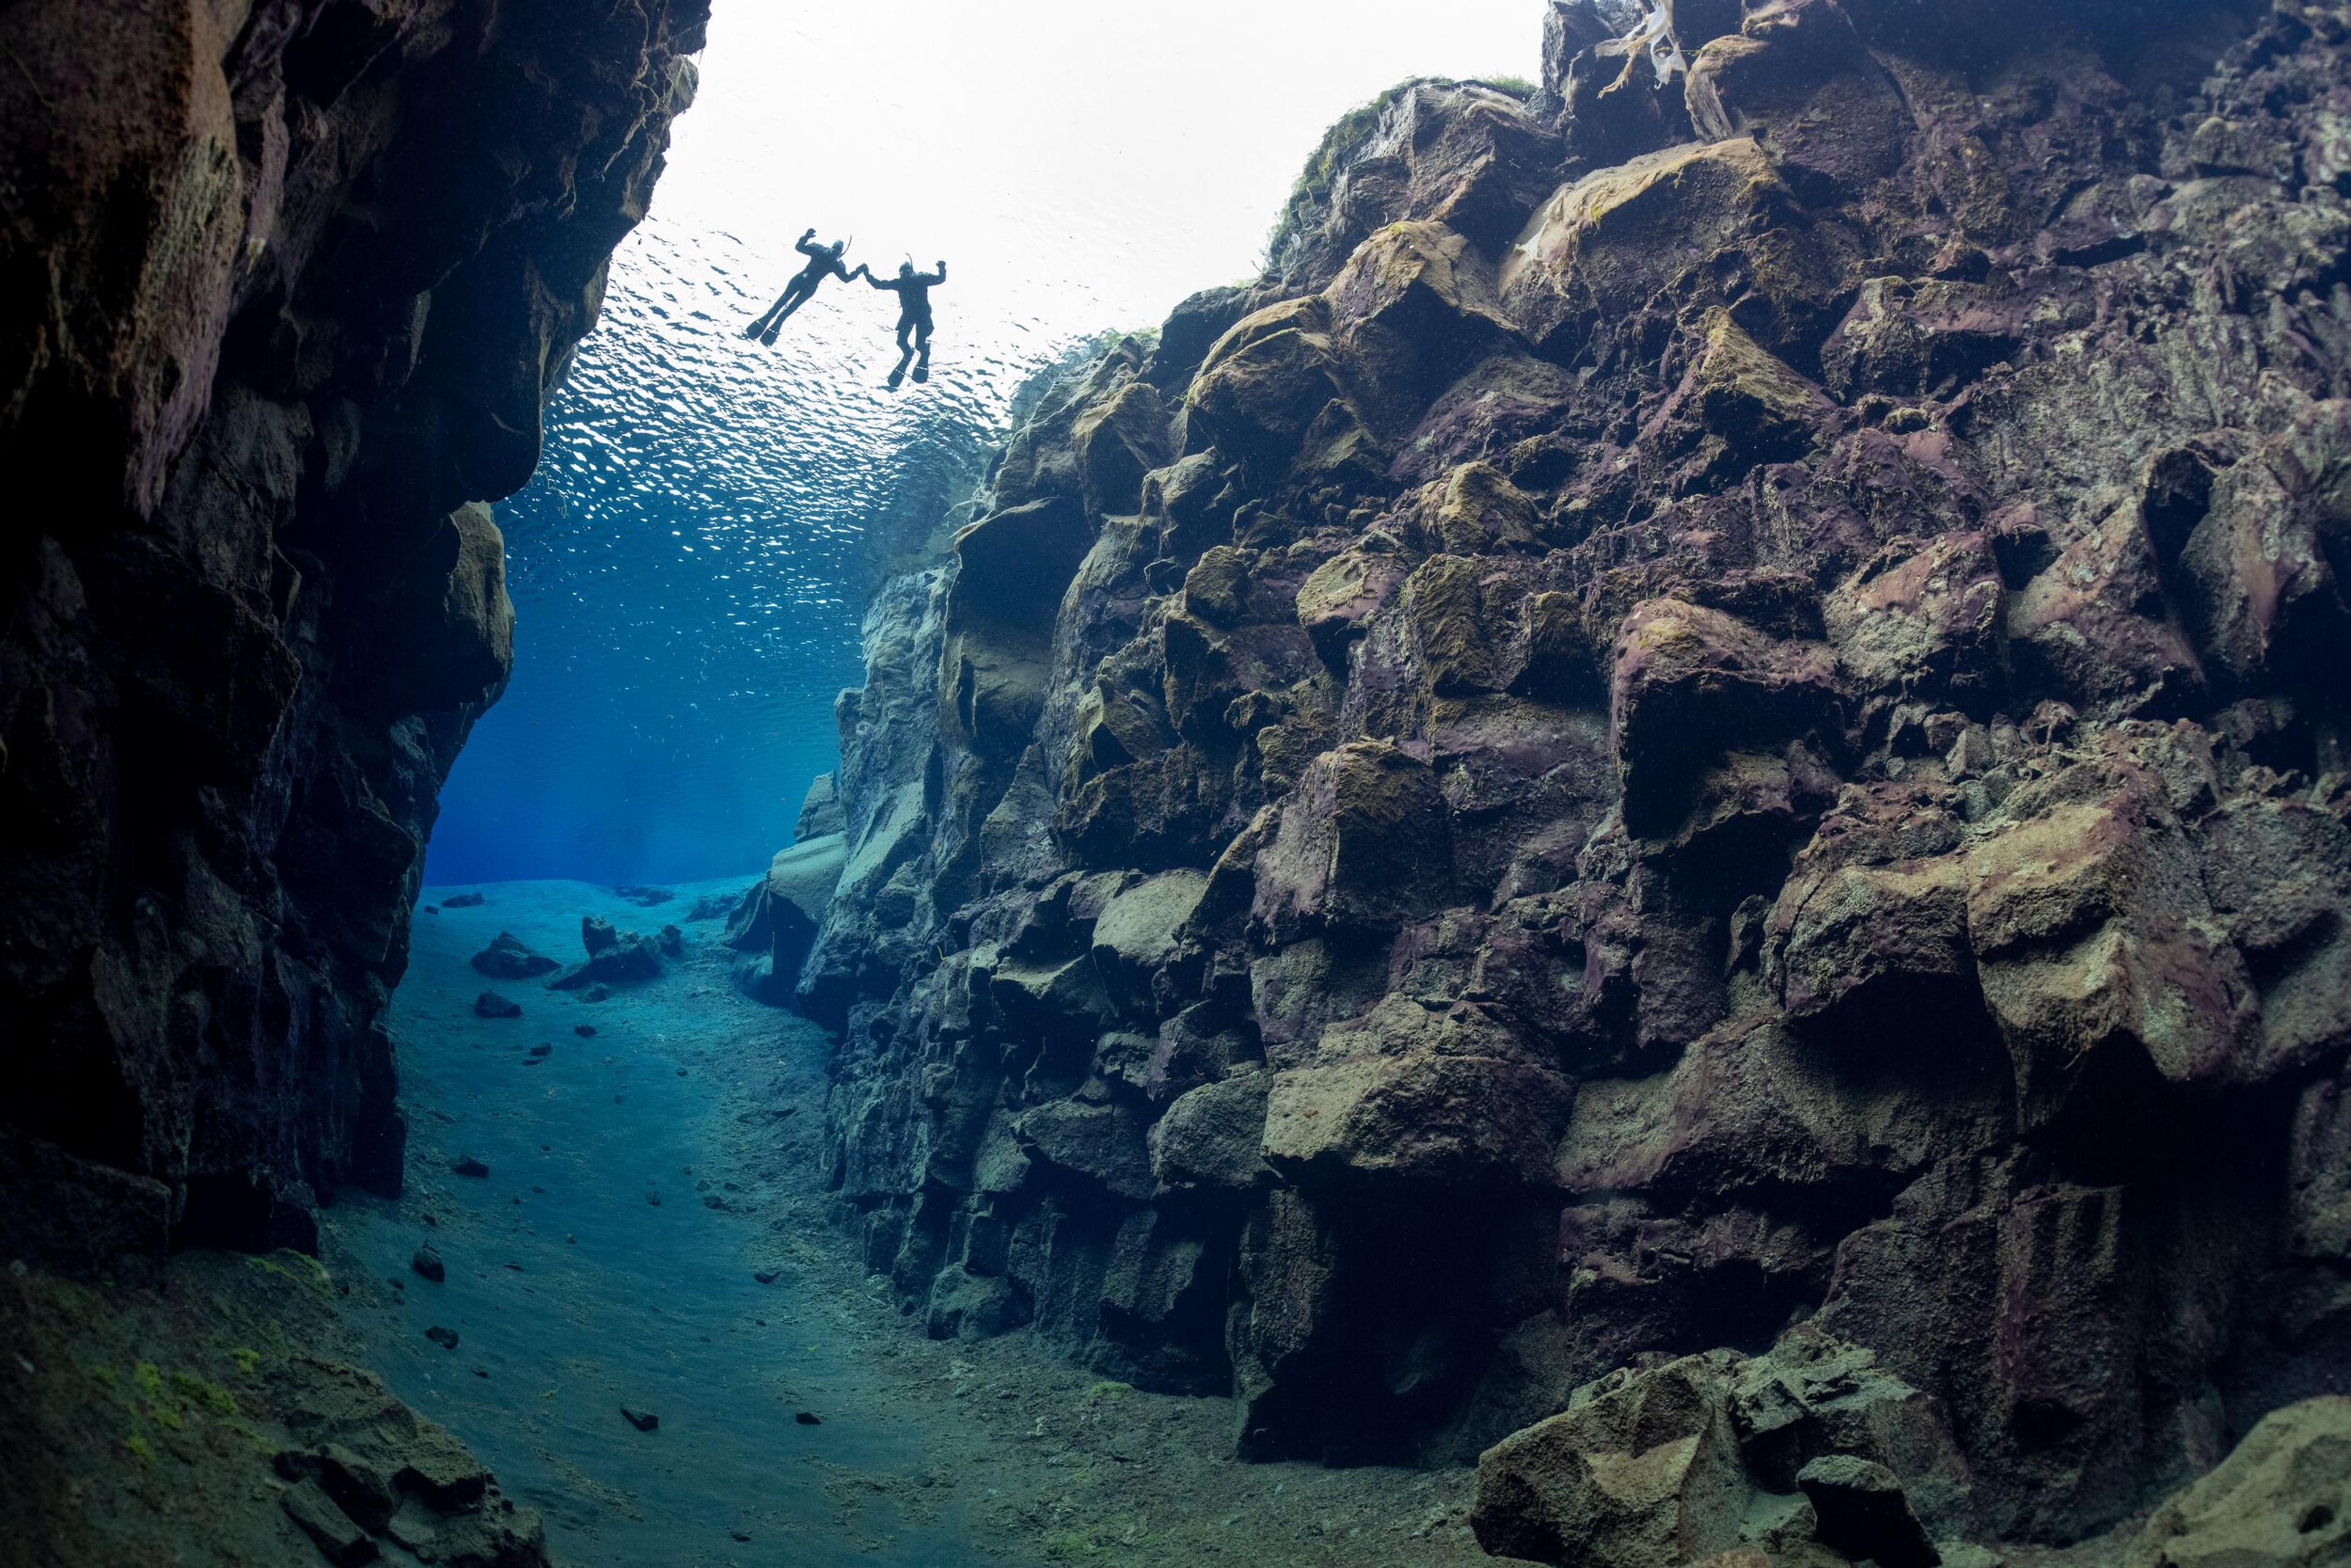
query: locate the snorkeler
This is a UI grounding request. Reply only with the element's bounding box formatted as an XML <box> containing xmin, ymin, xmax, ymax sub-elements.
<box><xmin>862</xmin><ymin>258</ymin><xmax>947</xmax><ymax>389</ymax></box>
<box><xmin>743</xmin><ymin>228</ymin><xmax>855</xmax><ymax>345</ymax></box>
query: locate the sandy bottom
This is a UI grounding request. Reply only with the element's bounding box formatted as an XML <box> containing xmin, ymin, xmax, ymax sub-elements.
<box><xmin>325</xmin><ymin>877</ymin><xmax>1499</xmax><ymax>1567</ymax></box>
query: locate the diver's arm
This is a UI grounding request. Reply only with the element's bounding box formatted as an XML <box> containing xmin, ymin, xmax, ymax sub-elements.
<box><xmin>863</xmin><ymin>271</ymin><xmax>897</xmax><ymax>290</ymax></box>
<box><xmin>794</xmin><ymin>229</ymin><xmax>820</xmax><ymax>258</ymax></box>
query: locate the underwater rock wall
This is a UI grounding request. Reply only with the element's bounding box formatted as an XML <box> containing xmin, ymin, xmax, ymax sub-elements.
<box><xmin>802</xmin><ymin>0</ymin><xmax>2351</xmax><ymax>1547</ymax></box>
<box><xmin>0</xmin><ymin>0</ymin><xmax>705</xmax><ymax>1259</ymax></box>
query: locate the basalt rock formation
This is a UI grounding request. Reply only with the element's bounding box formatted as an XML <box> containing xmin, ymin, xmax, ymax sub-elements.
<box><xmin>797</xmin><ymin>0</ymin><xmax>2351</xmax><ymax>1555</ymax></box>
<box><xmin>0</xmin><ymin>0</ymin><xmax>706</xmax><ymax>1261</ymax></box>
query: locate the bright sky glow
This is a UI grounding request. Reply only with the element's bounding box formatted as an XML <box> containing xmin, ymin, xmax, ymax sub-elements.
<box><xmin>669</xmin><ymin>1</ymin><xmax>1547</xmax><ymax>343</ymax></box>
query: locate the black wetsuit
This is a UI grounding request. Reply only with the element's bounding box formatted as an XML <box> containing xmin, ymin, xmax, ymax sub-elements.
<box><xmin>866</xmin><ymin>263</ymin><xmax>946</xmax><ymax>383</ymax></box>
<box><xmin>747</xmin><ymin>233</ymin><xmax>852</xmax><ymax>340</ymax></box>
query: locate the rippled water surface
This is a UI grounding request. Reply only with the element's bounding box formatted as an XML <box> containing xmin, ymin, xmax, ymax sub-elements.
<box><xmin>426</xmin><ymin>1</ymin><xmax>1542</xmax><ymax>886</ymax></box>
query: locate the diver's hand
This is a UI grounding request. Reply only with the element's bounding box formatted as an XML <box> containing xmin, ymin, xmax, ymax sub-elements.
<box><xmin>801</xmin><ymin>227</ymin><xmax>816</xmax><ymax>241</ymax></box>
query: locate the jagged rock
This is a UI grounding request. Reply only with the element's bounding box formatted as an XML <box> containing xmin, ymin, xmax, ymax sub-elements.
<box><xmin>1262</xmin><ymin>1050</ymin><xmax>1573</xmax><ymax>1191</ymax></box>
<box><xmin>469</xmin><ymin>932</ymin><xmax>558</xmax><ymax>981</ymax></box>
<box><xmin>1091</xmin><ymin>870</ymin><xmax>1208</xmax><ymax>1009</ymax></box>
<box><xmin>582</xmin><ymin>917</ymin><xmax>619</xmax><ymax>958</ymax></box>
<box><xmin>442</xmin><ymin>894</ymin><xmax>488</xmax><ymax>909</ymax></box>
<box><xmin>281</xmin><ymin>1479</ymin><xmax>375</xmax><ymax>1566</ymax></box>
<box><xmin>725</xmin><ymin>833</ymin><xmax>847</xmax><ymax>1004</ymax></box>
<box><xmin>784</xmin><ymin>0</ymin><xmax>2351</xmax><ymax>1537</ymax></box>
<box><xmin>656</xmin><ymin>925</ymin><xmax>684</xmax><ymax>959</ymax></box>
<box><xmin>1685</xmin><ymin>0</ymin><xmax>1910</xmax><ymax>200</ymax></box>
<box><xmin>613</xmin><ymin>886</ymin><xmax>674</xmax><ymax>907</ymax></box>
<box><xmin>546</xmin><ymin>935</ymin><xmax>663</xmax><ymax>992</ymax></box>
<box><xmin>1474</xmin><ymin>1334</ymin><xmax>1970</xmax><ymax>1566</ymax></box>
<box><xmin>1610</xmin><ymin>600</ymin><xmax>1839</xmax><ymax>836</ymax></box>
<box><xmin>1798</xmin><ymin>1455</ymin><xmax>1940</xmax><ymax>1568</ymax></box>
<box><xmin>1148</xmin><ymin>1072</ymin><xmax>1272</xmax><ymax>1191</ymax></box>
<box><xmin>0</xmin><ymin>0</ymin><xmax>704</xmax><ymax>1264</ymax></box>
<box><xmin>472</xmin><ymin>992</ymin><xmax>523</xmax><ymax>1020</ymax></box>
<box><xmin>410</xmin><ymin>1247</ymin><xmax>444</xmax><ymax>1283</ymax></box>
<box><xmin>2128</xmin><ymin>1397</ymin><xmax>2351</xmax><ymax>1568</ymax></box>
<box><xmin>1472</xmin><ymin>1352</ymin><xmax>1753</xmax><ymax>1567</ymax></box>
<box><xmin>1500</xmin><ymin>137</ymin><xmax>1785</xmax><ymax>358</ymax></box>
<box><xmin>795</xmin><ymin>772</ymin><xmax>848</xmax><ymax>842</ymax></box>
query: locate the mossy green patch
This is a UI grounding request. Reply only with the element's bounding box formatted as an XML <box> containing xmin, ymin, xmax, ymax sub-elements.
<box><xmin>230</xmin><ymin>1346</ymin><xmax>261</xmax><ymax>1376</ymax></box>
<box><xmin>168</xmin><ymin>1370</ymin><xmax>239</xmax><ymax>1418</ymax></box>
<box><xmin>86</xmin><ymin>1363</ymin><xmax>119</xmax><ymax>1390</ymax></box>
<box><xmin>132</xmin><ymin>1362</ymin><xmax>165</xmax><ymax>1403</ymax></box>
<box><xmin>1265</xmin><ymin>80</ymin><xmax>1419</xmax><ymax>269</ymax></box>
<box><xmin>245</xmin><ymin>1250</ymin><xmax>332</xmax><ymax>1299</ymax></box>
<box><xmin>121</xmin><ymin>1433</ymin><xmax>156</xmax><ymax>1466</ymax></box>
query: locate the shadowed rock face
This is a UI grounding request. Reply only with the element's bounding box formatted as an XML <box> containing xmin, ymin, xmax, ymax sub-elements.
<box><xmin>795</xmin><ymin>0</ymin><xmax>2351</xmax><ymax>1554</ymax></box>
<box><xmin>0</xmin><ymin>0</ymin><xmax>707</xmax><ymax>1259</ymax></box>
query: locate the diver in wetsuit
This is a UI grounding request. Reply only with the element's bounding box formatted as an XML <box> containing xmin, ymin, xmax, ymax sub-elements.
<box><xmin>743</xmin><ymin>228</ymin><xmax>855</xmax><ymax>345</ymax></box>
<box><xmin>863</xmin><ymin>258</ymin><xmax>947</xmax><ymax>388</ymax></box>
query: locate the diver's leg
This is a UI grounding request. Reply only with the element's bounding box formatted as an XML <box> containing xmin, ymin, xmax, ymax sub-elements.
<box><xmin>912</xmin><ymin>318</ymin><xmax>932</xmax><ymax>381</ymax></box>
<box><xmin>748</xmin><ymin>287</ymin><xmax>794</xmax><ymax>338</ymax></box>
<box><xmin>887</xmin><ymin>318</ymin><xmax>916</xmax><ymax>389</ymax></box>
<box><xmin>760</xmin><ymin>278</ymin><xmax>816</xmax><ymax>345</ymax></box>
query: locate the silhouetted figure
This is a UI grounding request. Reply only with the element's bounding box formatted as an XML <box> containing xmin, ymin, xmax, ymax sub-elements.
<box><xmin>863</xmin><ymin>258</ymin><xmax>947</xmax><ymax>388</ymax></box>
<box><xmin>744</xmin><ymin>228</ymin><xmax>854</xmax><ymax>345</ymax></box>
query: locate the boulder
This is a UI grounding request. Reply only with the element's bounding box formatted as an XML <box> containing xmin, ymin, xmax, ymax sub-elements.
<box><xmin>1090</xmin><ymin>869</ymin><xmax>1209</xmax><ymax>1011</ymax></box>
<box><xmin>795</xmin><ymin>771</ymin><xmax>847</xmax><ymax>842</ymax></box>
<box><xmin>1610</xmin><ymin>600</ymin><xmax>1839</xmax><ymax>838</ymax></box>
<box><xmin>1262</xmin><ymin>1048</ymin><xmax>1572</xmax><ymax>1191</ymax></box>
<box><xmin>1500</xmin><ymin>138</ymin><xmax>1787</xmax><ymax>359</ymax></box>
<box><xmin>1148</xmin><ymin>1072</ymin><xmax>1273</xmax><ymax>1191</ymax></box>
<box><xmin>1684</xmin><ymin>0</ymin><xmax>1910</xmax><ymax>200</ymax></box>
<box><xmin>581</xmin><ymin>916</ymin><xmax>618</xmax><ymax>958</ymax></box>
<box><xmin>546</xmin><ymin>936</ymin><xmax>662</xmax><ymax>991</ymax></box>
<box><xmin>2128</xmin><ymin>1397</ymin><xmax>2351</xmax><ymax>1568</ymax></box>
<box><xmin>472</xmin><ymin>991</ymin><xmax>522</xmax><ymax>1019</ymax></box>
<box><xmin>1797</xmin><ymin>1455</ymin><xmax>1940</xmax><ymax>1568</ymax></box>
<box><xmin>1251</xmin><ymin>740</ymin><xmax>1454</xmax><ymax>939</ymax></box>
<box><xmin>468</xmin><ymin>932</ymin><xmax>557</xmax><ymax>981</ymax></box>
<box><xmin>1472</xmin><ymin>1353</ymin><xmax>1752</xmax><ymax>1568</ymax></box>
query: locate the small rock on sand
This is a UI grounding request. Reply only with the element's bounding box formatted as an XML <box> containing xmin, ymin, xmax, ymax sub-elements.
<box><xmin>451</xmin><ymin>1156</ymin><xmax>490</xmax><ymax>1178</ymax></box>
<box><xmin>621</xmin><ymin>1407</ymin><xmax>659</xmax><ymax>1431</ymax></box>
<box><xmin>794</xmin><ymin>1411</ymin><xmax>821</xmax><ymax>1426</ymax></box>
<box><xmin>473</xmin><ymin>991</ymin><xmax>522</xmax><ymax>1019</ymax></box>
<box><xmin>411</xmin><ymin>1246</ymin><xmax>445</xmax><ymax>1282</ymax></box>
<box><xmin>443</xmin><ymin>891</ymin><xmax>486</xmax><ymax>908</ymax></box>
<box><xmin>527</xmin><ymin>1043</ymin><xmax>552</xmax><ymax>1058</ymax></box>
<box><xmin>752</xmin><ymin>1270</ymin><xmax>777</xmax><ymax>1285</ymax></box>
<box><xmin>574</xmin><ymin>1024</ymin><xmax>597</xmax><ymax>1037</ymax></box>
<box><xmin>425</xmin><ymin>1326</ymin><xmax>460</xmax><ymax>1349</ymax></box>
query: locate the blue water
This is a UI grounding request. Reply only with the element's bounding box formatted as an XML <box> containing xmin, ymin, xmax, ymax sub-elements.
<box><xmin>423</xmin><ymin>221</ymin><xmax>1041</xmax><ymax>887</ymax></box>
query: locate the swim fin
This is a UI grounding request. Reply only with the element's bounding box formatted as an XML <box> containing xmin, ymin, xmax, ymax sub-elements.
<box><xmin>912</xmin><ymin>364</ymin><xmax>929</xmax><ymax>383</ymax></box>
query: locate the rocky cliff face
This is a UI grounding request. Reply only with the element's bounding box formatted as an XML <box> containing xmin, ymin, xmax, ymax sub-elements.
<box><xmin>0</xmin><ymin>0</ymin><xmax>704</xmax><ymax>1261</ymax></box>
<box><xmin>801</xmin><ymin>0</ymin><xmax>2351</xmax><ymax>1551</ymax></box>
